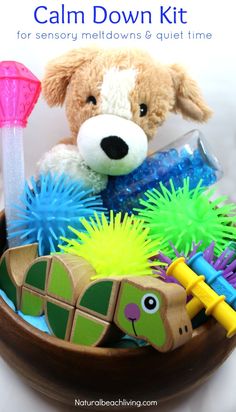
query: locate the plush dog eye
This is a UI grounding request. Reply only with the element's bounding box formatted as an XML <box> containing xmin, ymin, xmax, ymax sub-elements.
<box><xmin>141</xmin><ymin>293</ymin><xmax>159</xmax><ymax>314</ymax></box>
<box><xmin>139</xmin><ymin>103</ymin><xmax>148</xmax><ymax>117</ymax></box>
<box><xmin>86</xmin><ymin>96</ymin><xmax>97</xmax><ymax>105</ymax></box>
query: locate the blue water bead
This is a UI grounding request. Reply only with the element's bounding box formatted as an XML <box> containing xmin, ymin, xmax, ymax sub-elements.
<box><xmin>169</xmin><ymin>148</ymin><xmax>179</xmax><ymax>160</ymax></box>
<box><xmin>180</xmin><ymin>157</ymin><xmax>192</xmax><ymax>170</ymax></box>
<box><xmin>153</xmin><ymin>151</ymin><xmax>166</xmax><ymax>164</ymax></box>
<box><xmin>193</xmin><ymin>151</ymin><xmax>204</xmax><ymax>167</ymax></box>
<box><xmin>180</xmin><ymin>147</ymin><xmax>192</xmax><ymax>158</ymax></box>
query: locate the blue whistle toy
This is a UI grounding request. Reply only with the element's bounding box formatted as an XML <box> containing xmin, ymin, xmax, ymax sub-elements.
<box><xmin>188</xmin><ymin>252</ymin><xmax>236</xmax><ymax>310</ymax></box>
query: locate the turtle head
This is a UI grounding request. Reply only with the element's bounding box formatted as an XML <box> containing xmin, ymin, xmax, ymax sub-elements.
<box><xmin>114</xmin><ymin>277</ymin><xmax>192</xmax><ymax>352</ymax></box>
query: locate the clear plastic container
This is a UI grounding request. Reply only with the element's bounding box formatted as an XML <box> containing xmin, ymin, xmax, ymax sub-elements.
<box><xmin>101</xmin><ymin>130</ymin><xmax>223</xmax><ymax>214</ymax></box>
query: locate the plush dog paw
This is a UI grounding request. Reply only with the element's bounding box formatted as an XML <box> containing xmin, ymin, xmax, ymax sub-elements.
<box><xmin>37</xmin><ymin>144</ymin><xmax>108</xmax><ymax>194</ymax></box>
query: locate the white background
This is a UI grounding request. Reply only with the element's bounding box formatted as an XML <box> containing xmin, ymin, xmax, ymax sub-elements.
<box><xmin>0</xmin><ymin>0</ymin><xmax>236</xmax><ymax>410</ymax></box>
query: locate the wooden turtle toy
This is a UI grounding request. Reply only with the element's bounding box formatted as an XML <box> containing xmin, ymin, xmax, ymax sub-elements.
<box><xmin>0</xmin><ymin>244</ymin><xmax>193</xmax><ymax>352</ymax></box>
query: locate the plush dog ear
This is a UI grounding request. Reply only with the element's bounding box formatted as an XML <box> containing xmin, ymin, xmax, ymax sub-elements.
<box><xmin>42</xmin><ymin>48</ymin><xmax>99</xmax><ymax>107</ymax></box>
<box><xmin>169</xmin><ymin>64</ymin><xmax>212</xmax><ymax>122</ymax></box>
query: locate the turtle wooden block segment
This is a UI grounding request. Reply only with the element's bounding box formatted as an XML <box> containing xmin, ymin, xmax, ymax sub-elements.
<box><xmin>72</xmin><ymin>278</ymin><xmax>122</xmax><ymax>346</ymax></box>
<box><xmin>70</xmin><ymin>309</ymin><xmax>122</xmax><ymax>347</ymax></box>
<box><xmin>21</xmin><ymin>287</ymin><xmax>45</xmax><ymax>316</ymax></box>
<box><xmin>24</xmin><ymin>256</ymin><xmax>52</xmax><ymax>295</ymax></box>
<box><xmin>77</xmin><ymin>278</ymin><xmax>121</xmax><ymax>321</ymax></box>
<box><xmin>20</xmin><ymin>255</ymin><xmax>52</xmax><ymax>316</ymax></box>
<box><xmin>114</xmin><ymin>277</ymin><xmax>193</xmax><ymax>352</ymax></box>
<box><xmin>47</xmin><ymin>254</ymin><xmax>96</xmax><ymax>305</ymax></box>
<box><xmin>46</xmin><ymin>296</ymin><xmax>75</xmax><ymax>341</ymax></box>
<box><xmin>0</xmin><ymin>244</ymin><xmax>38</xmax><ymax>308</ymax></box>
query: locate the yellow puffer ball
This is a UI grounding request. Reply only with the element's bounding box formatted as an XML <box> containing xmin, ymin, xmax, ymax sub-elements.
<box><xmin>59</xmin><ymin>211</ymin><xmax>163</xmax><ymax>280</ymax></box>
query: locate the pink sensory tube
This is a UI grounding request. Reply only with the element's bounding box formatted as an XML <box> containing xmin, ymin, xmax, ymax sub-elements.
<box><xmin>0</xmin><ymin>61</ymin><xmax>41</xmax><ymax>247</ymax></box>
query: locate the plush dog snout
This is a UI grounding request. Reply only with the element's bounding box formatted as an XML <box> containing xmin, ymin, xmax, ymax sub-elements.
<box><xmin>100</xmin><ymin>136</ymin><xmax>129</xmax><ymax>160</ymax></box>
<box><xmin>77</xmin><ymin>114</ymin><xmax>148</xmax><ymax>176</ymax></box>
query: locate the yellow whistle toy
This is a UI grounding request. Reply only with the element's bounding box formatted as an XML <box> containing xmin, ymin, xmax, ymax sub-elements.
<box><xmin>167</xmin><ymin>257</ymin><xmax>236</xmax><ymax>338</ymax></box>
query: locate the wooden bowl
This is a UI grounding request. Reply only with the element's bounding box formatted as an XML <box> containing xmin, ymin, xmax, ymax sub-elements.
<box><xmin>0</xmin><ymin>212</ymin><xmax>235</xmax><ymax>407</ymax></box>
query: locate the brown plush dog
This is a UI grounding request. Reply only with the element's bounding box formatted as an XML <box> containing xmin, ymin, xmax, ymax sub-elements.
<box><xmin>39</xmin><ymin>47</ymin><xmax>211</xmax><ymax>186</ymax></box>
